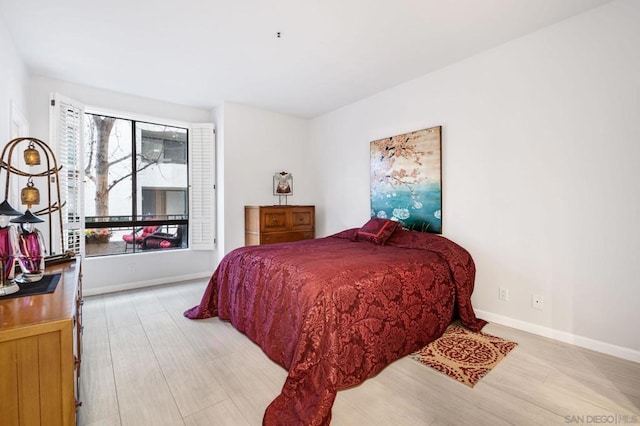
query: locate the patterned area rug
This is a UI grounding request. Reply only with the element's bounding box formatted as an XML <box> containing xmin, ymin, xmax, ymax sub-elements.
<box><xmin>409</xmin><ymin>322</ymin><xmax>517</xmax><ymax>387</ymax></box>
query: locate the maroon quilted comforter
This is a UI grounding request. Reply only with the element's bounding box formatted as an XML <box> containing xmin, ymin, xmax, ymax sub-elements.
<box><xmin>185</xmin><ymin>228</ymin><xmax>486</xmax><ymax>425</ymax></box>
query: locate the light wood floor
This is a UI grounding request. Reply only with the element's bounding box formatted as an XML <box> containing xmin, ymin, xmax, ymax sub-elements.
<box><xmin>77</xmin><ymin>280</ymin><xmax>640</xmax><ymax>426</ymax></box>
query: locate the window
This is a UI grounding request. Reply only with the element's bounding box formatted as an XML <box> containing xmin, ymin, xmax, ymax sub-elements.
<box><xmin>51</xmin><ymin>93</ymin><xmax>215</xmax><ymax>257</ymax></box>
<box><xmin>83</xmin><ymin>113</ymin><xmax>189</xmax><ymax>257</ymax></box>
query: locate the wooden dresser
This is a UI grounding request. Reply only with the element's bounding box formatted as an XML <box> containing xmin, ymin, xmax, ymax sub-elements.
<box><xmin>0</xmin><ymin>259</ymin><xmax>83</xmax><ymax>426</ymax></box>
<box><xmin>245</xmin><ymin>205</ymin><xmax>315</xmax><ymax>245</ymax></box>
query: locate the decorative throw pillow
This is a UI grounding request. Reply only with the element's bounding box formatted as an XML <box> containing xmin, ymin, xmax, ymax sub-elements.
<box><xmin>356</xmin><ymin>218</ymin><xmax>401</xmax><ymax>245</ymax></box>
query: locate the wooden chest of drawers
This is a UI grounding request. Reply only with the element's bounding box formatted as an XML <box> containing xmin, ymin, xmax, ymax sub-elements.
<box><xmin>245</xmin><ymin>205</ymin><xmax>315</xmax><ymax>245</ymax></box>
<box><xmin>0</xmin><ymin>259</ymin><xmax>83</xmax><ymax>426</ymax></box>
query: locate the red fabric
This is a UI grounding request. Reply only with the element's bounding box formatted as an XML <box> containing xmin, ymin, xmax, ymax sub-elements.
<box><xmin>122</xmin><ymin>225</ymin><xmax>160</xmax><ymax>244</ymax></box>
<box><xmin>355</xmin><ymin>218</ymin><xmax>401</xmax><ymax>245</ymax></box>
<box><xmin>121</xmin><ymin>234</ymin><xmax>136</xmax><ymax>244</ymax></box>
<box><xmin>142</xmin><ymin>238</ymin><xmax>173</xmax><ymax>249</ymax></box>
<box><xmin>143</xmin><ymin>225</ymin><xmax>158</xmax><ymax>234</ymax></box>
<box><xmin>385</xmin><ymin>228</ymin><xmax>487</xmax><ymax>333</ymax></box>
<box><xmin>185</xmin><ymin>229</ymin><xmax>485</xmax><ymax>425</ymax></box>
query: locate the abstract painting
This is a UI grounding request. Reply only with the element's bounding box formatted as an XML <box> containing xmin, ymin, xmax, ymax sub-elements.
<box><xmin>370</xmin><ymin>126</ymin><xmax>442</xmax><ymax>233</ymax></box>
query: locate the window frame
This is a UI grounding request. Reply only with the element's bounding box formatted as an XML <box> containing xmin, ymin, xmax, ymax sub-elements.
<box><xmin>51</xmin><ymin>93</ymin><xmax>216</xmax><ymax>258</ymax></box>
<box><xmin>83</xmin><ymin>110</ymin><xmax>190</xmax><ymax>256</ymax></box>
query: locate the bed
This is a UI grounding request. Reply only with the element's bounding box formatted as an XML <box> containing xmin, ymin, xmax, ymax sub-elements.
<box><xmin>185</xmin><ymin>219</ymin><xmax>486</xmax><ymax>425</ymax></box>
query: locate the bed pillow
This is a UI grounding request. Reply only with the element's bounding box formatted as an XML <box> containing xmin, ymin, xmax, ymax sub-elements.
<box><xmin>356</xmin><ymin>218</ymin><xmax>402</xmax><ymax>245</ymax></box>
<box><xmin>329</xmin><ymin>228</ymin><xmax>358</xmax><ymax>240</ymax></box>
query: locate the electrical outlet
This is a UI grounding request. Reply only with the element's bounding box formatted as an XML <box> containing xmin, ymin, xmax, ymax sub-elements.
<box><xmin>498</xmin><ymin>287</ymin><xmax>509</xmax><ymax>302</ymax></box>
<box><xmin>532</xmin><ymin>294</ymin><xmax>544</xmax><ymax>310</ymax></box>
<box><xmin>128</xmin><ymin>263</ymin><xmax>135</xmax><ymax>273</ymax></box>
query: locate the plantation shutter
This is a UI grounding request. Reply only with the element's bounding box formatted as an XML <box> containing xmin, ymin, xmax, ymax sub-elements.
<box><xmin>50</xmin><ymin>93</ymin><xmax>85</xmax><ymax>256</ymax></box>
<box><xmin>189</xmin><ymin>123</ymin><xmax>215</xmax><ymax>250</ymax></box>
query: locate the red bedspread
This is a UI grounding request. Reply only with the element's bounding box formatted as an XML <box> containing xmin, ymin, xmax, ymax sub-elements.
<box><xmin>185</xmin><ymin>228</ymin><xmax>485</xmax><ymax>425</ymax></box>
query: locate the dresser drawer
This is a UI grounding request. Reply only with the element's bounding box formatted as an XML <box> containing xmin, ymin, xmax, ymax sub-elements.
<box><xmin>291</xmin><ymin>210</ymin><xmax>313</xmax><ymax>231</ymax></box>
<box><xmin>261</xmin><ymin>210</ymin><xmax>290</xmax><ymax>232</ymax></box>
<box><xmin>261</xmin><ymin>231</ymin><xmax>314</xmax><ymax>245</ymax></box>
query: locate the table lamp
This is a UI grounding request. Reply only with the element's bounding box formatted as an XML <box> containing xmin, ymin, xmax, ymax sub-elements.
<box><xmin>10</xmin><ymin>209</ymin><xmax>46</xmax><ymax>283</ymax></box>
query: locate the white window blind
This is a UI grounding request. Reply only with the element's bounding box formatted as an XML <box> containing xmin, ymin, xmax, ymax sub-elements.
<box><xmin>189</xmin><ymin>123</ymin><xmax>215</xmax><ymax>250</ymax></box>
<box><xmin>50</xmin><ymin>93</ymin><xmax>85</xmax><ymax>256</ymax></box>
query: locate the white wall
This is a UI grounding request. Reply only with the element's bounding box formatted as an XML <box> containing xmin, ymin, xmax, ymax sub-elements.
<box><xmin>29</xmin><ymin>76</ymin><xmax>218</xmax><ymax>295</ymax></box>
<box><xmin>220</xmin><ymin>102</ymin><xmax>313</xmax><ymax>253</ymax></box>
<box><xmin>0</xmin><ymin>17</ymin><xmax>29</xmax><ymax>142</ymax></box>
<box><xmin>310</xmin><ymin>0</ymin><xmax>640</xmax><ymax>360</ymax></box>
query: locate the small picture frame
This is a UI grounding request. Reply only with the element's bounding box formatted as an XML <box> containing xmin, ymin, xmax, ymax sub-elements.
<box><xmin>273</xmin><ymin>171</ymin><xmax>293</xmax><ymax>196</ymax></box>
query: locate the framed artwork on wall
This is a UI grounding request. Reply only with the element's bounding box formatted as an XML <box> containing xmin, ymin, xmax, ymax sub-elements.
<box><xmin>370</xmin><ymin>126</ymin><xmax>442</xmax><ymax>233</ymax></box>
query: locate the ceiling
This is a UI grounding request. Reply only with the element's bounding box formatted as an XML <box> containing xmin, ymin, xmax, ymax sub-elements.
<box><xmin>0</xmin><ymin>0</ymin><xmax>612</xmax><ymax>118</ymax></box>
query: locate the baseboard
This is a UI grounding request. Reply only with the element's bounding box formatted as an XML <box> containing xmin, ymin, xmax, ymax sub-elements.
<box><xmin>83</xmin><ymin>271</ymin><xmax>211</xmax><ymax>297</ymax></box>
<box><xmin>475</xmin><ymin>309</ymin><xmax>640</xmax><ymax>364</ymax></box>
